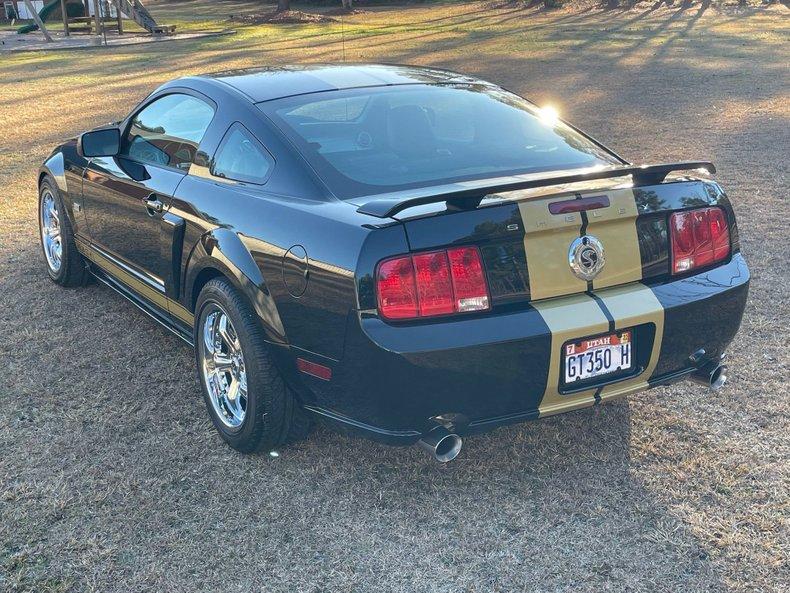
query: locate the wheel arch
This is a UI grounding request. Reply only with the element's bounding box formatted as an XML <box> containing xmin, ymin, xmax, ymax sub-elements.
<box><xmin>40</xmin><ymin>151</ymin><xmax>67</xmax><ymax>193</ymax></box>
<box><xmin>190</xmin><ymin>267</ymin><xmax>226</xmax><ymax>310</ymax></box>
<box><xmin>39</xmin><ymin>149</ymin><xmax>84</xmax><ymax>232</ymax></box>
<box><xmin>184</xmin><ymin>228</ymin><xmax>288</xmax><ymax>346</ymax></box>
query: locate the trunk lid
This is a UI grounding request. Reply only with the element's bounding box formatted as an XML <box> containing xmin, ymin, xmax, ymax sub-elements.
<box><xmin>397</xmin><ymin>177</ymin><xmax>702</xmax><ymax>306</ymax></box>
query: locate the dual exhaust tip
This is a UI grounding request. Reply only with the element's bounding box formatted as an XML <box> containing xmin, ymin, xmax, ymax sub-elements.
<box><xmin>417</xmin><ymin>426</ymin><xmax>462</xmax><ymax>463</ymax></box>
<box><xmin>417</xmin><ymin>361</ymin><xmax>727</xmax><ymax>462</ymax></box>
<box><xmin>690</xmin><ymin>361</ymin><xmax>728</xmax><ymax>391</ymax></box>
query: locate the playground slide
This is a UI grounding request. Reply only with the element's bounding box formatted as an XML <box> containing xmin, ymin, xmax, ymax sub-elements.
<box><xmin>113</xmin><ymin>0</ymin><xmax>165</xmax><ymax>34</ymax></box>
<box><xmin>17</xmin><ymin>0</ymin><xmax>167</xmax><ymax>35</ymax></box>
<box><xmin>17</xmin><ymin>0</ymin><xmax>68</xmax><ymax>34</ymax></box>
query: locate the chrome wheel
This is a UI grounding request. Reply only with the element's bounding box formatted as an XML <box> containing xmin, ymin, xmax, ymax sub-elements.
<box><xmin>201</xmin><ymin>304</ymin><xmax>247</xmax><ymax>429</ymax></box>
<box><xmin>40</xmin><ymin>189</ymin><xmax>62</xmax><ymax>273</ymax></box>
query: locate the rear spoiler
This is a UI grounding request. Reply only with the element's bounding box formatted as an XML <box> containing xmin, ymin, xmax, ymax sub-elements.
<box><xmin>355</xmin><ymin>161</ymin><xmax>715</xmax><ymax>218</ymax></box>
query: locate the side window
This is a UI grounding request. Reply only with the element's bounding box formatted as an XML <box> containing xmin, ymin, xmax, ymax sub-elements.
<box><xmin>211</xmin><ymin>123</ymin><xmax>274</xmax><ymax>185</ymax></box>
<box><xmin>122</xmin><ymin>94</ymin><xmax>214</xmax><ymax>170</ymax></box>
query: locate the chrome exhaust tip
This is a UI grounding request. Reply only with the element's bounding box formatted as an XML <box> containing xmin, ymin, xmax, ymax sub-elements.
<box><xmin>710</xmin><ymin>364</ymin><xmax>727</xmax><ymax>391</ymax></box>
<box><xmin>690</xmin><ymin>361</ymin><xmax>728</xmax><ymax>391</ymax></box>
<box><xmin>417</xmin><ymin>426</ymin><xmax>463</xmax><ymax>463</ymax></box>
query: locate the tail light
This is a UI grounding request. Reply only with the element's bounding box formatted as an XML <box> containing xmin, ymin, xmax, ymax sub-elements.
<box><xmin>670</xmin><ymin>207</ymin><xmax>730</xmax><ymax>274</ymax></box>
<box><xmin>377</xmin><ymin>246</ymin><xmax>490</xmax><ymax>320</ymax></box>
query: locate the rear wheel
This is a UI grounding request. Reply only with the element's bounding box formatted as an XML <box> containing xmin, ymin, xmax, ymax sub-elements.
<box><xmin>38</xmin><ymin>177</ymin><xmax>88</xmax><ymax>287</ymax></box>
<box><xmin>195</xmin><ymin>278</ymin><xmax>312</xmax><ymax>453</ymax></box>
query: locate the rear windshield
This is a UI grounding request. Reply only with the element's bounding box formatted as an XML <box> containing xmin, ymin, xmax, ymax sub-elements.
<box><xmin>260</xmin><ymin>84</ymin><xmax>621</xmax><ymax>199</ymax></box>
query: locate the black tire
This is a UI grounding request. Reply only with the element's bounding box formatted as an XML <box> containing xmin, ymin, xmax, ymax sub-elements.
<box><xmin>195</xmin><ymin>278</ymin><xmax>313</xmax><ymax>453</ymax></box>
<box><xmin>38</xmin><ymin>177</ymin><xmax>88</xmax><ymax>287</ymax></box>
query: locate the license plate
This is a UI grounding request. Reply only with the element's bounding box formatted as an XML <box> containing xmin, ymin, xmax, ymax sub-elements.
<box><xmin>563</xmin><ymin>330</ymin><xmax>633</xmax><ymax>384</ymax></box>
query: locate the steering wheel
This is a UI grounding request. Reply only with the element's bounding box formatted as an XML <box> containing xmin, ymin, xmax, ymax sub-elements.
<box><xmin>161</xmin><ymin>141</ymin><xmax>195</xmax><ymax>169</ymax></box>
<box><xmin>130</xmin><ymin>139</ymin><xmax>168</xmax><ymax>166</ymax></box>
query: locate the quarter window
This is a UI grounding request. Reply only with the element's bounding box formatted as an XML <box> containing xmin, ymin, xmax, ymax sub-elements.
<box><xmin>211</xmin><ymin>123</ymin><xmax>274</xmax><ymax>185</ymax></box>
<box><xmin>123</xmin><ymin>94</ymin><xmax>214</xmax><ymax>170</ymax></box>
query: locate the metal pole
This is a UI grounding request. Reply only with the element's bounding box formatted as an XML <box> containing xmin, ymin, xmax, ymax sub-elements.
<box><xmin>92</xmin><ymin>0</ymin><xmax>101</xmax><ymax>37</ymax></box>
<box><xmin>114</xmin><ymin>0</ymin><xmax>123</xmax><ymax>34</ymax></box>
<box><xmin>60</xmin><ymin>0</ymin><xmax>69</xmax><ymax>35</ymax></box>
<box><xmin>23</xmin><ymin>0</ymin><xmax>53</xmax><ymax>41</ymax></box>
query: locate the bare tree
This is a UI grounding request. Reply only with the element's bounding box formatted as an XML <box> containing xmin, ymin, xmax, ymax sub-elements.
<box><xmin>277</xmin><ymin>0</ymin><xmax>290</xmax><ymax>12</ymax></box>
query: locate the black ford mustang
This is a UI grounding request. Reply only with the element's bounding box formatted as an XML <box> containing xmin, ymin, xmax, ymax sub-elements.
<box><xmin>38</xmin><ymin>64</ymin><xmax>748</xmax><ymax>461</ymax></box>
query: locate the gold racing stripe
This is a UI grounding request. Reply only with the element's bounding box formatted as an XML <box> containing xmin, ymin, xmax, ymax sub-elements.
<box><xmin>518</xmin><ymin>197</ymin><xmax>587</xmax><ymax>300</ymax></box>
<box><xmin>517</xmin><ymin>186</ymin><xmax>662</xmax><ymax>413</ymax></box>
<box><xmin>532</xmin><ymin>293</ymin><xmax>610</xmax><ymax>417</ymax></box>
<box><xmin>168</xmin><ymin>301</ymin><xmax>195</xmax><ymax>325</ymax></box>
<box><xmin>517</xmin><ymin>187</ymin><xmax>642</xmax><ymax>299</ymax></box>
<box><xmin>78</xmin><ymin>240</ymin><xmax>195</xmax><ymax>325</ymax></box>
<box><xmin>531</xmin><ymin>283</ymin><xmax>665</xmax><ymax>416</ymax></box>
<box><xmin>593</xmin><ymin>282</ymin><xmax>664</xmax><ymax>401</ymax></box>
<box><xmin>585</xmin><ymin>188</ymin><xmax>643</xmax><ymax>290</ymax></box>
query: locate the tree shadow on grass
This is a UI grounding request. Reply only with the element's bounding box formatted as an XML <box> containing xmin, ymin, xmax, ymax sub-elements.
<box><xmin>0</xmin><ymin>152</ymin><xmax>746</xmax><ymax>589</ymax></box>
<box><xmin>0</xmin><ymin>234</ymin><xmax>729</xmax><ymax>589</ymax></box>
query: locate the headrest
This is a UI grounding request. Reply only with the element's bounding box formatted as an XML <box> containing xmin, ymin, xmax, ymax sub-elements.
<box><xmin>386</xmin><ymin>105</ymin><xmax>436</xmax><ymax>158</ymax></box>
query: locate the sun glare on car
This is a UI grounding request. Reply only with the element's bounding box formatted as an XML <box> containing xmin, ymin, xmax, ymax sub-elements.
<box><xmin>538</xmin><ymin>105</ymin><xmax>560</xmax><ymax>126</ymax></box>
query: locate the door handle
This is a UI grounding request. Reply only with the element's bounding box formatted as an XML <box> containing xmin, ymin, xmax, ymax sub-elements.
<box><xmin>143</xmin><ymin>195</ymin><xmax>165</xmax><ymax>215</ymax></box>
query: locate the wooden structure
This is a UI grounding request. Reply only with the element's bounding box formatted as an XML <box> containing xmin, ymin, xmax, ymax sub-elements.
<box><xmin>59</xmin><ymin>0</ymin><xmax>121</xmax><ymax>36</ymax></box>
<box><xmin>23</xmin><ymin>0</ymin><xmax>53</xmax><ymax>40</ymax></box>
<box><xmin>15</xmin><ymin>0</ymin><xmax>174</xmax><ymax>39</ymax></box>
<box><xmin>57</xmin><ymin>0</ymin><xmax>173</xmax><ymax>37</ymax></box>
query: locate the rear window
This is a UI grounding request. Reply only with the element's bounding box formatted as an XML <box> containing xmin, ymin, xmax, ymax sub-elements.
<box><xmin>261</xmin><ymin>84</ymin><xmax>620</xmax><ymax>199</ymax></box>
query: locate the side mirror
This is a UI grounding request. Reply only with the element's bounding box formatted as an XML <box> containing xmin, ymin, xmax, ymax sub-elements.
<box><xmin>78</xmin><ymin>128</ymin><xmax>120</xmax><ymax>158</ymax></box>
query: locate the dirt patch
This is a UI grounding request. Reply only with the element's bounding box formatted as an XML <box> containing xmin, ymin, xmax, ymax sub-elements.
<box><xmin>483</xmin><ymin>0</ymin><xmax>533</xmax><ymax>8</ymax></box>
<box><xmin>325</xmin><ymin>7</ymin><xmax>368</xmax><ymax>15</ymax></box>
<box><xmin>230</xmin><ymin>10</ymin><xmax>336</xmax><ymax>24</ymax></box>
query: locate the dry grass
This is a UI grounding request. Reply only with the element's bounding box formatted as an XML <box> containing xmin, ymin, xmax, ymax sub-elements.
<box><xmin>0</xmin><ymin>1</ymin><xmax>788</xmax><ymax>591</ymax></box>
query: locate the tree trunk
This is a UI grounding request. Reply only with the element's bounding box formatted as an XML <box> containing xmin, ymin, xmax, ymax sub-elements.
<box><xmin>277</xmin><ymin>0</ymin><xmax>290</xmax><ymax>12</ymax></box>
<box><xmin>341</xmin><ymin>0</ymin><xmax>353</xmax><ymax>8</ymax></box>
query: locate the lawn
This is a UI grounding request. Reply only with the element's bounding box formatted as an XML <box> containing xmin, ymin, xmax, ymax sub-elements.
<box><xmin>0</xmin><ymin>1</ymin><xmax>788</xmax><ymax>591</ymax></box>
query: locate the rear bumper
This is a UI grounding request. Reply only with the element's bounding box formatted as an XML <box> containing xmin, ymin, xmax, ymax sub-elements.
<box><xmin>298</xmin><ymin>254</ymin><xmax>749</xmax><ymax>445</ymax></box>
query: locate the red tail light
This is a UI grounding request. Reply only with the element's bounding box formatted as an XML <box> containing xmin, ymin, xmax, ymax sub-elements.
<box><xmin>413</xmin><ymin>251</ymin><xmax>454</xmax><ymax>316</ymax></box>
<box><xmin>447</xmin><ymin>246</ymin><xmax>490</xmax><ymax>312</ymax></box>
<box><xmin>376</xmin><ymin>256</ymin><xmax>418</xmax><ymax>319</ymax></box>
<box><xmin>670</xmin><ymin>207</ymin><xmax>730</xmax><ymax>274</ymax></box>
<box><xmin>377</xmin><ymin>247</ymin><xmax>490</xmax><ymax>320</ymax></box>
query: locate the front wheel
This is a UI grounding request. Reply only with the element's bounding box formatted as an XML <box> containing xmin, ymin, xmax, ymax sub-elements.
<box><xmin>195</xmin><ymin>278</ymin><xmax>312</xmax><ymax>453</ymax></box>
<box><xmin>38</xmin><ymin>177</ymin><xmax>88</xmax><ymax>287</ymax></box>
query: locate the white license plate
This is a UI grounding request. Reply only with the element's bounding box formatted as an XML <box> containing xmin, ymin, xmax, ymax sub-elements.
<box><xmin>563</xmin><ymin>330</ymin><xmax>633</xmax><ymax>383</ymax></box>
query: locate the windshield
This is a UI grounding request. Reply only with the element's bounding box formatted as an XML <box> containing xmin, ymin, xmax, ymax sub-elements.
<box><xmin>261</xmin><ymin>84</ymin><xmax>621</xmax><ymax>199</ymax></box>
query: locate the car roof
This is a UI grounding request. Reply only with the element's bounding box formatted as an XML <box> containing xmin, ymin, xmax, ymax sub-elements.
<box><xmin>200</xmin><ymin>63</ymin><xmax>493</xmax><ymax>103</ymax></box>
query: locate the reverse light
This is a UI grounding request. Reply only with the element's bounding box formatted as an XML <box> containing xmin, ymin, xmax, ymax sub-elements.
<box><xmin>670</xmin><ymin>207</ymin><xmax>730</xmax><ymax>275</ymax></box>
<box><xmin>447</xmin><ymin>246</ymin><xmax>490</xmax><ymax>312</ymax></box>
<box><xmin>377</xmin><ymin>247</ymin><xmax>490</xmax><ymax>320</ymax></box>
